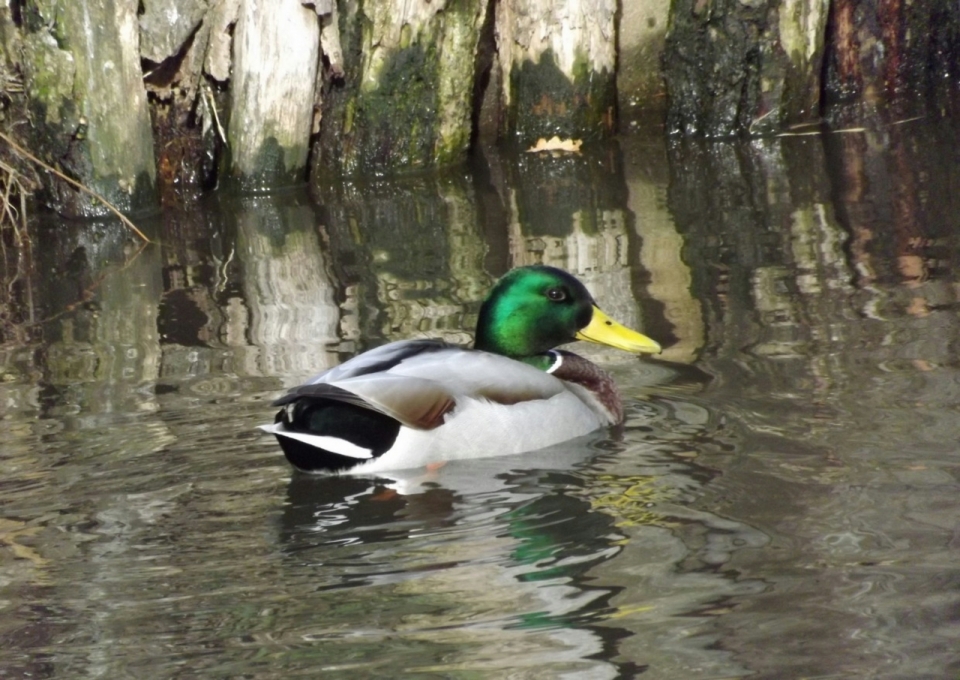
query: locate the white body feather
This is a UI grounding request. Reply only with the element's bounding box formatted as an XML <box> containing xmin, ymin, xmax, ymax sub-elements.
<box><xmin>353</xmin><ymin>392</ymin><xmax>605</xmax><ymax>473</ymax></box>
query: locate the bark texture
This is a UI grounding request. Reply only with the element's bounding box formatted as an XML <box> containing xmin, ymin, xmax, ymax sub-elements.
<box><xmin>313</xmin><ymin>0</ymin><xmax>485</xmax><ymax>179</ymax></box>
<box><xmin>139</xmin><ymin>0</ymin><xmax>235</xmax><ymax>203</ymax></box>
<box><xmin>496</xmin><ymin>0</ymin><xmax>618</xmax><ymax>145</ymax></box>
<box><xmin>822</xmin><ymin>0</ymin><xmax>960</xmax><ymax>123</ymax></box>
<box><xmin>20</xmin><ymin>0</ymin><xmax>156</xmax><ymax>217</ymax></box>
<box><xmin>225</xmin><ymin>0</ymin><xmax>320</xmax><ymax>190</ymax></box>
<box><xmin>663</xmin><ymin>0</ymin><xmax>828</xmax><ymax>137</ymax></box>
<box><xmin>139</xmin><ymin>0</ymin><xmax>210</xmax><ymax>64</ymax></box>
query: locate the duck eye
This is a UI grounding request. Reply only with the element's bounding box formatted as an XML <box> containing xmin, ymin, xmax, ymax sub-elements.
<box><xmin>546</xmin><ymin>287</ymin><xmax>567</xmax><ymax>302</ymax></box>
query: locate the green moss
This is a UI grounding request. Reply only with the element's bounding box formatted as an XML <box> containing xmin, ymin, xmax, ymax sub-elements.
<box><xmin>343</xmin><ymin>100</ymin><xmax>355</xmax><ymax>135</ymax></box>
<box><xmin>20</xmin><ymin>0</ymin><xmax>158</xmax><ymax>216</ymax></box>
<box><xmin>315</xmin><ymin>0</ymin><xmax>482</xmax><ymax>179</ymax></box>
<box><xmin>434</xmin><ymin>126</ymin><xmax>470</xmax><ymax>165</ymax></box>
<box><xmin>22</xmin><ymin>32</ymin><xmax>75</xmax><ymax>125</ymax></box>
<box><xmin>338</xmin><ymin>42</ymin><xmax>442</xmax><ymax>175</ymax></box>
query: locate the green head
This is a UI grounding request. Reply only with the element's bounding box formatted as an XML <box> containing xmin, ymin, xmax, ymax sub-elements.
<box><xmin>474</xmin><ymin>265</ymin><xmax>661</xmax><ymax>360</ymax></box>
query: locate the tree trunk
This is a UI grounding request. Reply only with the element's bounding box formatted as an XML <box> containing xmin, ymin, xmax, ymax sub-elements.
<box><xmin>7</xmin><ymin>0</ymin><xmax>960</xmax><ymax>209</ymax></box>
<box><xmin>663</xmin><ymin>0</ymin><xmax>829</xmax><ymax>137</ymax></box>
<box><xmin>312</xmin><ymin>0</ymin><xmax>485</xmax><ymax>180</ymax></box>
<box><xmin>495</xmin><ymin>0</ymin><xmax>618</xmax><ymax>145</ymax></box>
<box><xmin>19</xmin><ymin>0</ymin><xmax>157</xmax><ymax>217</ymax></box>
<box><xmin>225</xmin><ymin>0</ymin><xmax>320</xmax><ymax>190</ymax></box>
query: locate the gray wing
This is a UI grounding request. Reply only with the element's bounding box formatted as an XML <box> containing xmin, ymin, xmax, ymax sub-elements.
<box><xmin>305</xmin><ymin>339</ymin><xmax>453</xmax><ymax>384</ymax></box>
<box><xmin>275</xmin><ymin>341</ymin><xmax>567</xmax><ymax>430</ymax></box>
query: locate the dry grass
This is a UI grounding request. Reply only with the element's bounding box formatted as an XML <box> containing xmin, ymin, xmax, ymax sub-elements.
<box><xmin>0</xmin><ymin>158</ymin><xmax>33</xmax><ymax>347</ymax></box>
<box><xmin>0</xmin><ymin>155</ymin><xmax>28</xmax><ymax>244</ymax></box>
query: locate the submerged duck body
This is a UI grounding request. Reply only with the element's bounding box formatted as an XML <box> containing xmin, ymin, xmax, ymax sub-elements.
<box><xmin>259</xmin><ymin>266</ymin><xmax>661</xmax><ymax>474</ymax></box>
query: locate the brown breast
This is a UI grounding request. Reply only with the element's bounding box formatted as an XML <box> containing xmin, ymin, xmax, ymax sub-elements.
<box><xmin>550</xmin><ymin>350</ymin><xmax>624</xmax><ymax>424</ymax></box>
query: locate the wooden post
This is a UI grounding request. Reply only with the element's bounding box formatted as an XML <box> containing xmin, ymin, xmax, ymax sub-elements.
<box><xmin>225</xmin><ymin>0</ymin><xmax>320</xmax><ymax>190</ymax></box>
<box><xmin>19</xmin><ymin>0</ymin><xmax>156</xmax><ymax>217</ymax></box>
<box><xmin>495</xmin><ymin>0</ymin><xmax>618</xmax><ymax>146</ymax></box>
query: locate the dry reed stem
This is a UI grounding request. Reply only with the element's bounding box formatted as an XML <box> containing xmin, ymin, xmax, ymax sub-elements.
<box><xmin>776</xmin><ymin>116</ymin><xmax>925</xmax><ymax>138</ymax></box>
<box><xmin>0</xmin><ymin>159</ymin><xmax>27</xmax><ymax>244</ymax></box>
<box><xmin>0</xmin><ymin>160</ymin><xmax>32</xmax><ymax>345</ymax></box>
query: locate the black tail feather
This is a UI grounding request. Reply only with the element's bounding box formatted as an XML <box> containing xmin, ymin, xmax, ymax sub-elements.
<box><xmin>273</xmin><ymin>398</ymin><xmax>402</xmax><ymax>473</ymax></box>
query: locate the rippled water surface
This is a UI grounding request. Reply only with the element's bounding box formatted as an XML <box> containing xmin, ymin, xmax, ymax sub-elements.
<box><xmin>3</xmin><ymin>120</ymin><xmax>960</xmax><ymax>679</ymax></box>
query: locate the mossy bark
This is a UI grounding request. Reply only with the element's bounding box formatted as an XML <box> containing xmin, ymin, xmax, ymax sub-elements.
<box><xmin>495</xmin><ymin>0</ymin><xmax>618</xmax><ymax>146</ymax></box>
<box><xmin>663</xmin><ymin>0</ymin><xmax>828</xmax><ymax>137</ymax></box>
<box><xmin>312</xmin><ymin>0</ymin><xmax>485</xmax><ymax>179</ymax></box>
<box><xmin>19</xmin><ymin>0</ymin><xmax>157</xmax><ymax>217</ymax></box>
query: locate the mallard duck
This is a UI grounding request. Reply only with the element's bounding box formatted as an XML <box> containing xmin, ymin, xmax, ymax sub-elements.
<box><xmin>259</xmin><ymin>265</ymin><xmax>661</xmax><ymax>474</ymax></box>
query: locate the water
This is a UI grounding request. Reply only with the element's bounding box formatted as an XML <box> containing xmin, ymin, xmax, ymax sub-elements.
<box><xmin>2</xmin><ymin>119</ymin><xmax>960</xmax><ymax>678</ymax></box>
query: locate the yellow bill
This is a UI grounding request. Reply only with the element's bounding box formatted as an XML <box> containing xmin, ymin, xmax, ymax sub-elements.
<box><xmin>575</xmin><ymin>306</ymin><xmax>662</xmax><ymax>354</ymax></box>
